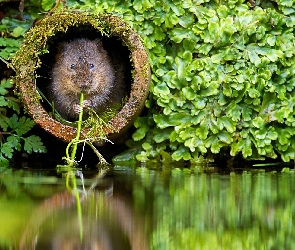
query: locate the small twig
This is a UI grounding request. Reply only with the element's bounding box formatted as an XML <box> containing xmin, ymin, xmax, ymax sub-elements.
<box><xmin>249</xmin><ymin>0</ymin><xmax>255</xmax><ymax>9</ymax></box>
<box><xmin>0</xmin><ymin>57</ymin><xmax>9</xmax><ymax>66</ymax></box>
<box><xmin>35</xmin><ymin>0</ymin><xmax>67</xmax><ymax>25</ymax></box>
<box><xmin>86</xmin><ymin>141</ymin><xmax>109</xmax><ymax>165</ymax></box>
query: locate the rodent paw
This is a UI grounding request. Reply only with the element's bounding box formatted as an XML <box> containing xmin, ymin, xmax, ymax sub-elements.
<box><xmin>82</xmin><ymin>100</ymin><xmax>91</xmax><ymax>107</ymax></box>
<box><xmin>73</xmin><ymin>100</ymin><xmax>91</xmax><ymax>114</ymax></box>
<box><xmin>73</xmin><ymin>104</ymin><xmax>83</xmax><ymax>114</ymax></box>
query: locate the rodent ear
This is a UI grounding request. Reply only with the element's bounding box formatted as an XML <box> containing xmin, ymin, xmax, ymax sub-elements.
<box><xmin>54</xmin><ymin>43</ymin><xmax>65</xmax><ymax>61</ymax></box>
<box><xmin>94</xmin><ymin>39</ymin><xmax>104</xmax><ymax>48</ymax></box>
<box><xmin>56</xmin><ymin>42</ymin><xmax>68</xmax><ymax>54</ymax></box>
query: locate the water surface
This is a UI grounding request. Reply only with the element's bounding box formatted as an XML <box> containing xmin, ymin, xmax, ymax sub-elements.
<box><xmin>0</xmin><ymin>167</ymin><xmax>294</xmax><ymax>249</ymax></box>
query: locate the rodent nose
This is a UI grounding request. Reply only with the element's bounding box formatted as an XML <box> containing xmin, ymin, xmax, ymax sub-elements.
<box><xmin>80</xmin><ymin>83</ymin><xmax>88</xmax><ymax>90</ymax></box>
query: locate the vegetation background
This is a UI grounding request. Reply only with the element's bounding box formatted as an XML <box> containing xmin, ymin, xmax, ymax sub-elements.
<box><xmin>1</xmin><ymin>0</ymin><xmax>295</xmax><ymax>168</ymax></box>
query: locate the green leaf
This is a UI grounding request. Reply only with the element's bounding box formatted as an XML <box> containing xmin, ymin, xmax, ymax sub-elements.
<box><xmin>170</xmin><ymin>3</ymin><xmax>185</xmax><ymax>16</ymax></box>
<box><xmin>179</xmin><ymin>127</ymin><xmax>195</xmax><ymax>140</ymax></box>
<box><xmin>132</xmin><ymin>125</ymin><xmax>149</xmax><ymax>141</ymax></box>
<box><xmin>179</xmin><ymin>13</ymin><xmax>195</xmax><ymax>28</ymax></box>
<box><xmin>1</xmin><ymin>142</ymin><xmax>14</xmax><ymax>158</ymax></box>
<box><xmin>266</xmin><ymin>128</ymin><xmax>278</xmax><ymax>140</ymax></box>
<box><xmin>153</xmin><ymin>128</ymin><xmax>173</xmax><ymax>143</ymax></box>
<box><xmin>218</xmin><ymin>131</ymin><xmax>233</xmax><ymax>144</ymax></box>
<box><xmin>184</xmin><ymin>137</ymin><xmax>206</xmax><ymax>153</ymax></box>
<box><xmin>6</xmin><ymin>113</ymin><xmax>18</xmax><ymax>129</ymax></box>
<box><xmin>0</xmin><ymin>114</ymin><xmax>9</xmax><ymax>131</ymax></box>
<box><xmin>6</xmin><ymin>135</ymin><xmax>21</xmax><ymax>151</ymax></box>
<box><xmin>0</xmin><ymin>96</ymin><xmax>8</xmax><ymax>106</ymax></box>
<box><xmin>142</xmin><ymin>142</ymin><xmax>152</xmax><ymax>151</ymax></box>
<box><xmin>41</xmin><ymin>0</ymin><xmax>55</xmax><ymax>11</ymax></box>
<box><xmin>23</xmin><ymin>135</ymin><xmax>47</xmax><ymax>154</ymax></box>
<box><xmin>280</xmin><ymin>147</ymin><xmax>295</xmax><ymax>162</ymax></box>
<box><xmin>17</xmin><ymin>117</ymin><xmax>35</xmax><ymax>136</ymax></box>
<box><xmin>165</xmin><ymin>12</ymin><xmax>179</xmax><ymax>28</ymax></box>
<box><xmin>1</xmin><ymin>17</ymin><xmax>33</xmax><ymax>37</ymax></box>
<box><xmin>170</xmin><ymin>131</ymin><xmax>177</xmax><ymax>142</ymax></box>
<box><xmin>171</xmin><ymin>145</ymin><xmax>191</xmax><ymax>161</ymax></box>
<box><xmin>276</xmin><ymin>128</ymin><xmax>293</xmax><ymax>145</ymax></box>
<box><xmin>183</xmin><ymin>39</ymin><xmax>196</xmax><ymax>51</ymax></box>
<box><xmin>237</xmin><ymin>11</ymin><xmax>253</xmax><ymax>27</ymax></box>
<box><xmin>182</xmin><ymin>87</ymin><xmax>196</xmax><ymax>100</ymax></box>
<box><xmin>247</xmin><ymin>88</ymin><xmax>260</xmax><ymax>98</ymax></box>
<box><xmin>112</xmin><ymin>147</ymin><xmax>138</xmax><ymax>164</ymax></box>
<box><xmin>154</xmin><ymin>113</ymin><xmax>191</xmax><ymax>128</ymax></box>
<box><xmin>196</xmin><ymin>123</ymin><xmax>209</xmax><ymax>140</ymax></box>
<box><xmin>247</xmin><ymin>50</ymin><xmax>261</xmax><ymax>66</ymax></box>
<box><xmin>0</xmin><ymin>79</ymin><xmax>12</xmax><ymax>95</ymax></box>
<box><xmin>154</xmin><ymin>26</ymin><xmax>166</xmax><ymax>41</ymax></box>
<box><xmin>211</xmin><ymin>52</ymin><xmax>224</xmax><ymax>63</ymax></box>
<box><xmin>242</xmin><ymin>138</ymin><xmax>252</xmax><ymax>158</ymax></box>
<box><xmin>205</xmin><ymin>135</ymin><xmax>223</xmax><ymax>153</ymax></box>
<box><xmin>0</xmin><ymin>156</ymin><xmax>9</xmax><ymax>168</ymax></box>
<box><xmin>154</xmin><ymin>82</ymin><xmax>170</xmax><ymax>96</ymax></box>
<box><xmin>252</xmin><ymin>117</ymin><xmax>265</xmax><ymax>128</ymax></box>
<box><xmin>266</xmin><ymin>35</ymin><xmax>276</xmax><ymax>46</ymax></box>
<box><xmin>197</xmin><ymin>43</ymin><xmax>213</xmax><ymax>55</ymax></box>
<box><xmin>11</xmin><ymin>26</ymin><xmax>27</xmax><ymax>37</ymax></box>
<box><xmin>217</xmin><ymin>117</ymin><xmax>235</xmax><ymax>133</ymax></box>
<box><xmin>175</xmin><ymin>56</ymin><xmax>187</xmax><ymax>81</ymax></box>
<box><xmin>208</xmin><ymin>21</ymin><xmax>220</xmax><ymax>40</ymax></box>
<box><xmin>254</xmin><ymin>130</ymin><xmax>267</xmax><ymax>140</ymax></box>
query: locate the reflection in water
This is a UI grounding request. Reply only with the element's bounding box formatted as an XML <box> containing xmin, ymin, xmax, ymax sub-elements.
<box><xmin>19</xmin><ymin>179</ymin><xmax>148</xmax><ymax>250</ymax></box>
<box><xmin>134</xmin><ymin>169</ymin><xmax>295</xmax><ymax>250</ymax></box>
<box><xmin>0</xmin><ymin>169</ymin><xmax>295</xmax><ymax>249</ymax></box>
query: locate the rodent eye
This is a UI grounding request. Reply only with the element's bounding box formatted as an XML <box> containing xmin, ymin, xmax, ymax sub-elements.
<box><xmin>70</xmin><ymin>64</ymin><xmax>75</xmax><ymax>69</ymax></box>
<box><xmin>89</xmin><ymin>64</ymin><xmax>94</xmax><ymax>69</ymax></box>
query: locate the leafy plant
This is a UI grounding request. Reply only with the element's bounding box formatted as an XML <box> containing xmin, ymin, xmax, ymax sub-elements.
<box><xmin>3</xmin><ymin>0</ymin><xmax>295</xmax><ymax>166</ymax></box>
<box><xmin>57</xmin><ymin>92</ymin><xmax>112</xmax><ymax>169</ymax></box>
<box><xmin>0</xmin><ymin>1</ymin><xmax>50</xmax><ymax>168</ymax></box>
<box><xmin>95</xmin><ymin>0</ymin><xmax>295</xmax><ymax>163</ymax></box>
<box><xmin>0</xmin><ymin>79</ymin><xmax>46</xmax><ymax>167</ymax></box>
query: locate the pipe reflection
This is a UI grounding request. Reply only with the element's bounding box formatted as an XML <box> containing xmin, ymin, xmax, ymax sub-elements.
<box><xmin>20</xmin><ymin>176</ymin><xmax>148</xmax><ymax>250</ymax></box>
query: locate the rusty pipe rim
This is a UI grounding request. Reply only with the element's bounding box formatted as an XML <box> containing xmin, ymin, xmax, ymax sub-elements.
<box><xmin>12</xmin><ymin>12</ymin><xmax>150</xmax><ymax>142</ymax></box>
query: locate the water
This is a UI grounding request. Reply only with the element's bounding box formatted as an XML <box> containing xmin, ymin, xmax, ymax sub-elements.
<box><xmin>0</xmin><ymin>167</ymin><xmax>294</xmax><ymax>249</ymax></box>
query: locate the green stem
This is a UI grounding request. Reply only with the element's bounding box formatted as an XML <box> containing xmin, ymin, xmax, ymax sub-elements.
<box><xmin>65</xmin><ymin>93</ymin><xmax>84</xmax><ymax>239</ymax></box>
<box><xmin>71</xmin><ymin>172</ymin><xmax>83</xmax><ymax>240</ymax></box>
<box><xmin>65</xmin><ymin>171</ymin><xmax>83</xmax><ymax>240</ymax></box>
<box><xmin>69</xmin><ymin>92</ymin><xmax>84</xmax><ymax>167</ymax></box>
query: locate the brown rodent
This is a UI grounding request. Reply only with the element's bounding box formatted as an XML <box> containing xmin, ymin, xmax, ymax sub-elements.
<box><xmin>49</xmin><ymin>38</ymin><xmax>126</xmax><ymax>121</ymax></box>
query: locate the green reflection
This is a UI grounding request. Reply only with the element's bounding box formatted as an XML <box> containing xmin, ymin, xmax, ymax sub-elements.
<box><xmin>1</xmin><ymin>169</ymin><xmax>295</xmax><ymax>249</ymax></box>
<box><xmin>133</xmin><ymin>169</ymin><xmax>295</xmax><ymax>250</ymax></box>
<box><xmin>0</xmin><ymin>170</ymin><xmax>65</xmax><ymax>249</ymax></box>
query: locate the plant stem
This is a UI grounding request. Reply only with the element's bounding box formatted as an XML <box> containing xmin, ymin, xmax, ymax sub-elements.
<box><xmin>69</xmin><ymin>92</ymin><xmax>84</xmax><ymax>167</ymax></box>
<box><xmin>66</xmin><ymin>171</ymin><xmax>83</xmax><ymax>240</ymax></box>
<box><xmin>65</xmin><ymin>93</ymin><xmax>84</xmax><ymax>239</ymax></box>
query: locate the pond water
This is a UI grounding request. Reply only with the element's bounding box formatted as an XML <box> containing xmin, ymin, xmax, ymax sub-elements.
<box><xmin>0</xmin><ymin>166</ymin><xmax>295</xmax><ymax>249</ymax></box>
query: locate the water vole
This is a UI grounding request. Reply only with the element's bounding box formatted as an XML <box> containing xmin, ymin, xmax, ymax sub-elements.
<box><xmin>49</xmin><ymin>38</ymin><xmax>126</xmax><ymax>121</ymax></box>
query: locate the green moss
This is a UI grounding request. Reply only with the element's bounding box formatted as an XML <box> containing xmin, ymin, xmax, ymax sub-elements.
<box><xmin>140</xmin><ymin>62</ymin><xmax>150</xmax><ymax>81</ymax></box>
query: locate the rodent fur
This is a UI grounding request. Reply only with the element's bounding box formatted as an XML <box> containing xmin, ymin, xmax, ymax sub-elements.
<box><xmin>49</xmin><ymin>38</ymin><xmax>126</xmax><ymax>121</ymax></box>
